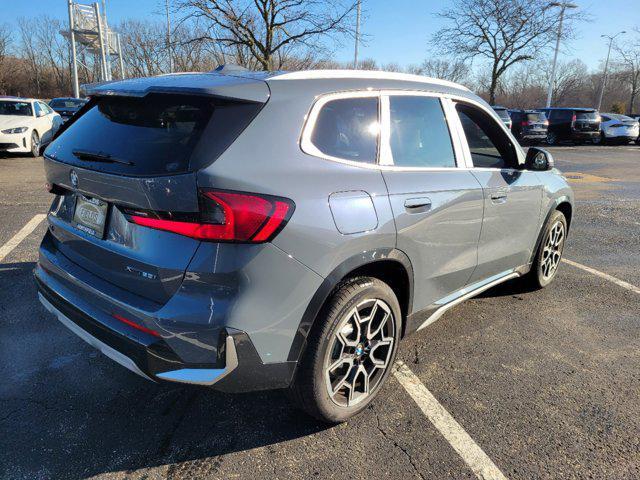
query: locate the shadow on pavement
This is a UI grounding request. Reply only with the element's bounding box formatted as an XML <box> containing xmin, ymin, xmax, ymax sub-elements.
<box><xmin>477</xmin><ymin>276</ymin><xmax>541</xmax><ymax>298</ymax></box>
<box><xmin>0</xmin><ymin>261</ymin><xmax>331</xmax><ymax>479</ymax></box>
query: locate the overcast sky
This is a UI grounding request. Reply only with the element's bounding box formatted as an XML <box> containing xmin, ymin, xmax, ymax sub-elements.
<box><xmin>3</xmin><ymin>0</ymin><xmax>638</xmax><ymax>71</ymax></box>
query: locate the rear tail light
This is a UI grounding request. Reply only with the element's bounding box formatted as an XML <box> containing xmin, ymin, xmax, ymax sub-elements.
<box><xmin>125</xmin><ymin>189</ymin><xmax>294</xmax><ymax>243</ymax></box>
<box><xmin>521</xmin><ymin>121</ymin><xmax>531</xmax><ymax>127</ymax></box>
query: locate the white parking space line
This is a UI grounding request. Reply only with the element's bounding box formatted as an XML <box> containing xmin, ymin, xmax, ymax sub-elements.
<box><xmin>0</xmin><ymin>214</ymin><xmax>47</xmax><ymax>263</ymax></box>
<box><xmin>393</xmin><ymin>361</ymin><xmax>508</xmax><ymax>480</ymax></box>
<box><xmin>562</xmin><ymin>258</ymin><xmax>640</xmax><ymax>295</ymax></box>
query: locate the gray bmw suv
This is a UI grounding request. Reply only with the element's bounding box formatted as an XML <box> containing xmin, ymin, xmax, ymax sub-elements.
<box><xmin>36</xmin><ymin>69</ymin><xmax>573</xmax><ymax>422</ymax></box>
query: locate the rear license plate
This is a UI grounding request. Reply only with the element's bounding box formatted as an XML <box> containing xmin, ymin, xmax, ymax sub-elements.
<box><xmin>73</xmin><ymin>195</ymin><xmax>108</xmax><ymax>238</ymax></box>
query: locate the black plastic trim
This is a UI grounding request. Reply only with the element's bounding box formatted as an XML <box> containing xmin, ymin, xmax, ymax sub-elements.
<box><xmin>286</xmin><ymin>248</ymin><xmax>413</xmax><ymax>363</ymax></box>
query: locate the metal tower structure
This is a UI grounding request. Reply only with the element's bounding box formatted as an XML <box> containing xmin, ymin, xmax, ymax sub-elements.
<box><xmin>62</xmin><ymin>0</ymin><xmax>125</xmax><ymax>97</ymax></box>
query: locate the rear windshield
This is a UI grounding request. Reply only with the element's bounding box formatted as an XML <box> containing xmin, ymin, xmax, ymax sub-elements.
<box><xmin>50</xmin><ymin>99</ymin><xmax>86</xmax><ymax>109</ymax></box>
<box><xmin>576</xmin><ymin>111</ymin><xmax>598</xmax><ymax>120</ymax></box>
<box><xmin>609</xmin><ymin>114</ymin><xmax>634</xmax><ymax>122</ymax></box>
<box><xmin>0</xmin><ymin>101</ymin><xmax>33</xmax><ymax>116</ymax></box>
<box><xmin>526</xmin><ymin>112</ymin><xmax>546</xmax><ymax>122</ymax></box>
<box><xmin>45</xmin><ymin>94</ymin><xmax>261</xmax><ymax>176</ymax></box>
<box><xmin>493</xmin><ymin>108</ymin><xmax>510</xmax><ymax>119</ymax></box>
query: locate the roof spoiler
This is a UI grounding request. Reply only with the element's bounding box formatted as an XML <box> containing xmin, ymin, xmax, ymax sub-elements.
<box><xmin>212</xmin><ymin>64</ymin><xmax>251</xmax><ymax>74</ymax></box>
<box><xmin>79</xmin><ymin>71</ymin><xmax>270</xmax><ymax>103</ymax></box>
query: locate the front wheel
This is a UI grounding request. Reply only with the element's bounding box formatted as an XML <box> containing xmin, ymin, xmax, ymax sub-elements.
<box><xmin>29</xmin><ymin>131</ymin><xmax>40</xmax><ymax>157</ymax></box>
<box><xmin>289</xmin><ymin>277</ymin><xmax>402</xmax><ymax>423</ymax></box>
<box><xmin>546</xmin><ymin>131</ymin><xmax>557</xmax><ymax>145</ymax></box>
<box><xmin>526</xmin><ymin>210</ymin><xmax>567</xmax><ymax>288</ymax></box>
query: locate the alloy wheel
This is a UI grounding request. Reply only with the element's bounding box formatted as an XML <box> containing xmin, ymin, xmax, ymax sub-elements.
<box><xmin>541</xmin><ymin>220</ymin><xmax>565</xmax><ymax>280</ymax></box>
<box><xmin>31</xmin><ymin>132</ymin><xmax>40</xmax><ymax>156</ymax></box>
<box><xmin>324</xmin><ymin>298</ymin><xmax>396</xmax><ymax>407</ymax></box>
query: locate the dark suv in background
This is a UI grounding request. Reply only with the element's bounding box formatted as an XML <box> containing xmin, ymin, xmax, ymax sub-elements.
<box><xmin>509</xmin><ymin>110</ymin><xmax>548</xmax><ymax>144</ymax></box>
<box><xmin>49</xmin><ymin>97</ymin><xmax>88</xmax><ymax>122</ymax></box>
<box><xmin>539</xmin><ymin>107</ymin><xmax>600</xmax><ymax>145</ymax></box>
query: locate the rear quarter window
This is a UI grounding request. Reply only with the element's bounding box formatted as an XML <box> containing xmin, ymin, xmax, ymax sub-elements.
<box><xmin>304</xmin><ymin>96</ymin><xmax>379</xmax><ymax>164</ymax></box>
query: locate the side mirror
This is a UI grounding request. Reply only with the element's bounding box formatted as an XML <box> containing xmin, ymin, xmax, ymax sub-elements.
<box><xmin>524</xmin><ymin>147</ymin><xmax>554</xmax><ymax>171</ymax></box>
<box><xmin>37</xmin><ymin>110</ymin><xmax>46</xmax><ymax>118</ymax></box>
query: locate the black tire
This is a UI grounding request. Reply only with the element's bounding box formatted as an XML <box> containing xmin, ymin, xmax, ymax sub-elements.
<box><xmin>29</xmin><ymin>131</ymin><xmax>40</xmax><ymax>158</ymax></box>
<box><xmin>288</xmin><ymin>276</ymin><xmax>402</xmax><ymax>423</ymax></box>
<box><xmin>594</xmin><ymin>132</ymin><xmax>605</xmax><ymax>145</ymax></box>
<box><xmin>526</xmin><ymin>210</ymin><xmax>567</xmax><ymax>289</ymax></box>
<box><xmin>546</xmin><ymin>131</ymin><xmax>557</xmax><ymax>145</ymax></box>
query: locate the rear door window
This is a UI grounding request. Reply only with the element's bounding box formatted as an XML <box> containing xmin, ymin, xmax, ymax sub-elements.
<box><xmin>388</xmin><ymin>95</ymin><xmax>456</xmax><ymax>168</ymax></box>
<box><xmin>45</xmin><ymin>94</ymin><xmax>259</xmax><ymax>176</ymax></box>
<box><xmin>307</xmin><ymin>96</ymin><xmax>379</xmax><ymax>164</ymax></box>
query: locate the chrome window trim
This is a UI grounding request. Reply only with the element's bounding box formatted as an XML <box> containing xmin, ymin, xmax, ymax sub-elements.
<box><xmin>379</xmin><ymin>91</ymin><xmax>462</xmax><ymax>170</ymax></box>
<box><xmin>299</xmin><ymin>88</ymin><xmax>525</xmax><ymax>171</ymax></box>
<box><xmin>299</xmin><ymin>90</ymin><xmax>382</xmax><ymax>168</ymax></box>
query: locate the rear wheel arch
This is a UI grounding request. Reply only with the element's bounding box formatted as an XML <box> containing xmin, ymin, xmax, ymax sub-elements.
<box><xmin>287</xmin><ymin>249</ymin><xmax>413</xmax><ymax>364</ymax></box>
<box><xmin>556</xmin><ymin>201</ymin><xmax>572</xmax><ymax>230</ymax></box>
<box><xmin>342</xmin><ymin>260</ymin><xmax>411</xmax><ymax>335</ymax></box>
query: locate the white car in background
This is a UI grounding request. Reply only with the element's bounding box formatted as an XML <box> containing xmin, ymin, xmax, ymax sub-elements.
<box><xmin>0</xmin><ymin>97</ymin><xmax>63</xmax><ymax>157</ymax></box>
<box><xmin>597</xmin><ymin>113</ymin><xmax>639</xmax><ymax>145</ymax></box>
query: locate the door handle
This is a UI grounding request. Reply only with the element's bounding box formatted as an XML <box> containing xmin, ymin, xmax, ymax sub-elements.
<box><xmin>404</xmin><ymin>197</ymin><xmax>432</xmax><ymax>213</ymax></box>
<box><xmin>489</xmin><ymin>188</ymin><xmax>508</xmax><ymax>203</ymax></box>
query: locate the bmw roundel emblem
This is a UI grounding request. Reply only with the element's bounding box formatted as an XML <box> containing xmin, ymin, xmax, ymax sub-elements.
<box><xmin>70</xmin><ymin>170</ymin><xmax>78</xmax><ymax>188</ymax></box>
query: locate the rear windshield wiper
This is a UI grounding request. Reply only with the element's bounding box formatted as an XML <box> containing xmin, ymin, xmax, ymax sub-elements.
<box><xmin>72</xmin><ymin>149</ymin><xmax>134</xmax><ymax>166</ymax></box>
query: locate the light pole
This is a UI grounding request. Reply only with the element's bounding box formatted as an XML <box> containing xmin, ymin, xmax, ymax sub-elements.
<box><xmin>596</xmin><ymin>31</ymin><xmax>626</xmax><ymax>111</ymax></box>
<box><xmin>353</xmin><ymin>0</ymin><xmax>361</xmax><ymax>69</ymax></box>
<box><xmin>545</xmin><ymin>2</ymin><xmax>578</xmax><ymax>108</ymax></box>
<box><xmin>165</xmin><ymin>0</ymin><xmax>173</xmax><ymax>73</ymax></box>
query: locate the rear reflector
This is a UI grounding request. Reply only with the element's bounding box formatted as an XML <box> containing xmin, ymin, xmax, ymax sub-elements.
<box><xmin>127</xmin><ymin>189</ymin><xmax>294</xmax><ymax>243</ymax></box>
<box><xmin>112</xmin><ymin>313</ymin><xmax>161</xmax><ymax>337</ymax></box>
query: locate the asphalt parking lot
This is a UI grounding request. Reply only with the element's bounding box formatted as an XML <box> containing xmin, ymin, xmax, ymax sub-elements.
<box><xmin>1</xmin><ymin>144</ymin><xmax>639</xmax><ymax>480</ymax></box>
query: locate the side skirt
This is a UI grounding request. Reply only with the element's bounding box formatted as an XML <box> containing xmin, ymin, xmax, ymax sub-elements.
<box><xmin>406</xmin><ymin>268</ymin><xmax>524</xmax><ymax>335</ymax></box>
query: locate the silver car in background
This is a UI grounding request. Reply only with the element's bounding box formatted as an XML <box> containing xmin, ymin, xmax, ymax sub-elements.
<box><xmin>597</xmin><ymin>113</ymin><xmax>640</xmax><ymax>144</ymax></box>
<box><xmin>36</xmin><ymin>69</ymin><xmax>573</xmax><ymax>423</ymax></box>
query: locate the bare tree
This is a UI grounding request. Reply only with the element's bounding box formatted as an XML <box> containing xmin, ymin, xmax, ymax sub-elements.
<box><xmin>33</xmin><ymin>16</ymin><xmax>71</xmax><ymax>94</ymax></box>
<box><xmin>614</xmin><ymin>28</ymin><xmax>640</xmax><ymax>114</ymax></box>
<box><xmin>432</xmin><ymin>0</ymin><xmax>582</xmax><ymax>104</ymax></box>
<box><xmin>0</xmin><ymin>23</ymin><xmax>12</xmax><ymax>94</ymax></box>
<box><xmin>178</xmin><ymin>0</ymin><xmax>357</xmax><ymax>70</ymax></box>
<box><xmin>408</xmin><ymin>58</ymin><xmax>470</xmax><ymax>84</ymax></box>
<box><xmin>543</xmin><ymin>59</ymin><xmax>588</xmax><ymax>105</ymax></box>
<box><xmin>17</xmin><ymin>18</ymin><xmax>46</xmax><ymax>96</ymax></box>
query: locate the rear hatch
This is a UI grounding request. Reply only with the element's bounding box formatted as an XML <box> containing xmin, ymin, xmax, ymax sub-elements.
<box><xmin>573</xmin><ymin>110</ymin><xmax>600</xmax><ymax>132</ymax></box>
<box><xmin>522</xmin><ymin>111</ymin><xmax>548</xmax><ymax>133</ymax></box>
<box><xmin>42</xmin><ymin>73</ymin><xmax>269</xmax><ymax>304</ymax></box>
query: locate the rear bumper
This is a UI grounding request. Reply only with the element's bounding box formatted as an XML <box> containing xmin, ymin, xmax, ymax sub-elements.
<box><xmin>570</xmin><ymin>131</ymin><xmax>599</xmax><ymax>140</ymax></box>
<box><xmin>520</xmin><ymin>132</ymin><xmax>547</xmax><ymax>139</ymax></box>
<box><xmin>35</xmin><ymin>268</ymin><xmax>296</xmax><ymax>392</ymax></box>
<box><xmin>604</xmin><ymin>133</ymin><xmax>637</xmax><ymax>141</ymax></box>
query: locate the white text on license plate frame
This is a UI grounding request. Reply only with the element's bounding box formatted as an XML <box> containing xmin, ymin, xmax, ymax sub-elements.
<box><xmin>73</xmin><ymin>195</ymin><xmax>108</xmax><ymax>238</ymax></box>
